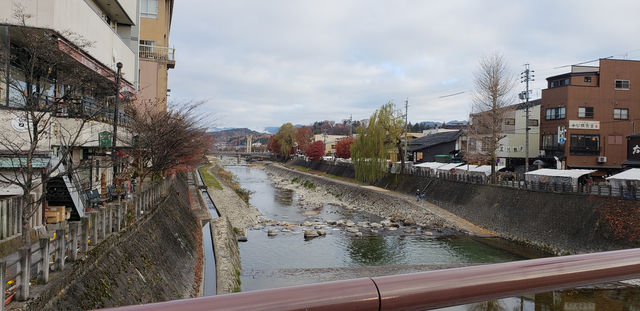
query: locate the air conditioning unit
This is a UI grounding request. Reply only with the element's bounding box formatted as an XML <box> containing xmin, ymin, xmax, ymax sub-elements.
<box><xmin>597</xmin><ymin>156</ymin><xmax>607</xmax><ymax>163</ymax></box>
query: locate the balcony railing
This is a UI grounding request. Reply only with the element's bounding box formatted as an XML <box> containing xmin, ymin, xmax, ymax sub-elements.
<box><xmin>139</xmin><ymin>44</ymin><xmax>175</xmax><ymax>62</ymax></box>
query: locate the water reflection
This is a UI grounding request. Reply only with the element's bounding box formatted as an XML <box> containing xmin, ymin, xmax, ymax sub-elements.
<box><xmin>274</xmin><ymin>188</ymin><xmax>294</xmax><ymax>205</ymax></box>
<box><xmin>534</xmin><ymin>287</ymin><xmax>640</xmax><ymax>311</ymax></box>
<box><xmin>348</xmin><ymin>236</ymin><xmax>395</xmax><ymax>266</ymax></box>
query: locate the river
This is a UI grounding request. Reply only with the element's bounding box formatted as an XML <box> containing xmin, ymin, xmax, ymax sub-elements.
<box><xmin>225</xmin><ymin>163</ymin><xmax>640</xmax><ymax>311</ymax></box>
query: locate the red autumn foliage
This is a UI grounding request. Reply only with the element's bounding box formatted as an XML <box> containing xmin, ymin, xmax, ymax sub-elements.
<box><xmin>267</xmin><ymin>135</ymin><xmax>281</xmax><ymax>154</ymax></box>
<box><xmin>305</xmin><ymin>141</ymin><xmax>325</xmax><ymax>161</ymax></box>
<box><xmin>598</xmin><ymin>200</ymin><xmax>640</xmax><ymax>242</ymax></box>
<box><xmin>295</xmin><ymin>126</ymin><xmax>313</xmax><ymax>153</ymax></box>
<box><xmin>335</xmin><ymin>137</ymin><xmax>354</xmax><ymax>159</ymax></box>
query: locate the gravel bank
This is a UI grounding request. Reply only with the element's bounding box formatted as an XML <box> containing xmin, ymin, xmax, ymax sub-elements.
<box><xmin>265</xmin><ymin>163</ymin><xmax>494</xmax><ymax>236</ymax></box>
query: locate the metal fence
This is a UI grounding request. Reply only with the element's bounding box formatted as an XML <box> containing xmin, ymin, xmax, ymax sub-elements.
<box><xmin>0</xmin><ymin>176</ymin><xmax>175</xmax><ymax>308</ymax></box>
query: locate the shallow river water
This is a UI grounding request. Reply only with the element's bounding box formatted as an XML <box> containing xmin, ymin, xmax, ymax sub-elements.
<box><xmin>226</xmin><ymin>164</ymin><xmax>640</xmax><ymax>311</ymax></box>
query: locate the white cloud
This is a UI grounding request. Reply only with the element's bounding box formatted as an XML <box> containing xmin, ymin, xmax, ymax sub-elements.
<box><xmin>169</xmin><ymin>0</ymin><xmax>640</xmax><ymax>130</ymax></box>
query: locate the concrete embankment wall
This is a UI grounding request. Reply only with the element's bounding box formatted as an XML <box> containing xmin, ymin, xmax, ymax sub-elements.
<box><xmin>282</xmin><ymin>160</ymin><xmax>639</xmax><ymax>254</ymax></box>
<box><xmin>382</xmin><ymin>174</ymin><xmax>639</xmax><ymax>254</ymax></box>
<box><xmin>211</xmin><ymin>216</ymin><xmax>241</xmax><ymax>294</ymax></box>
<box><xmin>34</xmin><ymin>179</ymin><xmax>202</xmax><ymax>310</ymax></box>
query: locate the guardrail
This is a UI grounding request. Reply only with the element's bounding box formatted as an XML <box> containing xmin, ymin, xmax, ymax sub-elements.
<box><xmin>104</xmin><ymin>248</ymin><xmax>640</xmax><ymax>311</ymax></box>
<box><xmin>0</xmin><ymin>176</ymin><xmax>175</xmax><ymax>308</ymax></box>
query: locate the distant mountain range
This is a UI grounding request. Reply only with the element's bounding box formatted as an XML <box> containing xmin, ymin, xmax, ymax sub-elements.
<box><xmin>209</xmin><ymin>128</ymin><xmax>265</xmax><ymax>144</ymax></box>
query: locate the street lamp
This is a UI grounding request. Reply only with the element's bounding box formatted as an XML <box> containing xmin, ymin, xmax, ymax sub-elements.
<box><xmin>112</xmin><ymin>62</ymin><xmax>122</xmax><ymax>184</ymax></box>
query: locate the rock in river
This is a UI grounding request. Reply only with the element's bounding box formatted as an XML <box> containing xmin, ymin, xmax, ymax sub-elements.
<box><xmin>304</xmin><ymin>229</ymin><xmax>319</xmax><ymax>238</ymax></box>
<box><xmin>267</xmin><ymin>229</ymin><xmax>278</xmax><ymax>236</ymax></box>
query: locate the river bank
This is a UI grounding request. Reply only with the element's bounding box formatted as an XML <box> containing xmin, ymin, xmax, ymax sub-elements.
<box><xmin>263</xmin><ymin>163</ymin><xmax>494</xmax><ymax>237</ymax></box>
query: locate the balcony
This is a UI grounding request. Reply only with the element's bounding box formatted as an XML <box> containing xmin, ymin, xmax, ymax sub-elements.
<box><xmin>139</xmin><ymin>45</ymin><xmax>176</xmax><ymax>69</ymax></box>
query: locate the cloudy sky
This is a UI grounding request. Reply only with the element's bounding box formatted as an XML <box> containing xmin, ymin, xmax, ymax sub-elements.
<box><xmin>169</xmin><ymin>1</ymin><xmax>640</xmax><ymax>132</ymax></box>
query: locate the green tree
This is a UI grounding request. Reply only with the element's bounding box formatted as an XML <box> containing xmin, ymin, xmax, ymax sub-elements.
<box><xmin>274</xmin><ymin>123</ymin><xmax>296</xmax><ymax>161</ymax></box>
<box><xmin>351</xmin><ymin>102</ymin><xmax>405</xmax><ymax>183</ymax></box>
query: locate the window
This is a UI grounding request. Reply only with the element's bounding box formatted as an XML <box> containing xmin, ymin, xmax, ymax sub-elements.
<box><xmin>528</xmin><ymin>119</ymin><xmax>539</xmax><ymax>126</ymax></box>
<box><xmin>542</xmin><ymin>134</ymin><xmax>559</xmax><ymax>150</ymax></box>
<box><xmin>570</xmin><ymin>134</ymin><xmax>600</xmax><ymax>155</ymax></box>
<box><xmin>608</xmin><ymin>136</ymin><xmax>623</xmax><ymax>145</ymax></box>
<box><xmin>550</xmin><ymin>78</ymin><xmax>570</xmax><ymax>88</ymax></box>
<box><xmin>578</xmin><ymin>107</ymin><xmax>594</xmax><ymax>118</ymax></box>
<box><xmin>615</xmin><ymin>80</ymin><xmax>630</xmax><ymax>90</ymax></box>
<box><xmin>141</xmin><ymin>0</ymin><xmax>158</xmax><ymax>18</ymax></box>
<box><xmin>468</xmin><ymin>138</ymin><xmax>477</xmax><ymax>152</ymax></box>
<box><xmin>546</xmin><ymin>107</ymin><xmax>566</xmax><ymax>120</ymax></box>
<box><xmin>504</xmin><ymin>118</ymin><xmax>515</xmax><ymax>125</ymax></box>
<box><xmin>614</xmin><ymin>108</ymin><xmax>629</xmax><ymax>120</ymax></box>
<box><xmin>584</xmin><ymin>76</ymin><xmax>592</xmax><ymax>83</ymax></box>
<box><xmin>481</xmin><ymin>138</ymin><xmax>491</xmax><ymax>152</ymax></box>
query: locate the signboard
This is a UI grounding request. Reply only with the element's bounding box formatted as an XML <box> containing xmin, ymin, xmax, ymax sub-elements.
<box><xmin>627</xmin><ymin>135</ymin><xmax>640</xmax><ymax>161</ymax></box>
<box><xmin>569</xmin><ymin>120</ymin><xmax>600</xmax><ymax>130</ymax></box>
<box><xmin>99</xmin><ymin>131</ymin><xmax>112</xmax><ymax>148</ymax></box>
<box><xmin>558</xmin><ymin>125</ymin><xmax>566</xmax><ymax>144</ymax></box>
<box><xmin>11</xmin><ymin>116</ymin><xmax>30</xmax><ymax>132</ymax></box>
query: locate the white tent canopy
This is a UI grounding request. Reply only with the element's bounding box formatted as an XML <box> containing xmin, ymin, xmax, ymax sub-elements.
<box><xmin>454</xmin><ymin>164</ymin><xmax>479</xmax><ymax>172</ymax></box>
<box><xmin>525</xmin><ymin>169</ymin><xmax>595</xmax><ymax>189</ymax></box>
<box><xmin>414</xmin><ymin>162</ymin><xmax>446</xmax><ymax>169</ymax></box>
<box><xmin>606</xmin><ymin>168</ymin><xmax>640</xmax><ymax>181</ymax></box>
<box><xmin>525</xmin><ymin>169</ymin><xmax>596</xmax><ymax>179</ymax></box>
<box><xmin>436</xmin><ymin>163</ymin><xmax>463</xmax><ymax>172</ymax></box>
<box><xmin>469</xmin><ymin>165</ymin><xmax>506</xmax><ymax>176</ymax></box>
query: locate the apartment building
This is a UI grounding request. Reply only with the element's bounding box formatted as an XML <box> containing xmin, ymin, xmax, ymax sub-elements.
<box><xmin>539</xmin><ymin>59</ymin><xmax>640</xmax><ymax>174</ymax></box>
<box><xmin>138</xmin><ymin>0</ymin><xmax>175</xmax><ymax>111</ymax></box>
<box><xmin>464</xmin><ymin>100</ymin><xmax>541</xmax><ymax>172</ymax></box>
<box><xmin>0</xmin><ymin>0</ymin><xmax>139</xmax><ymax>219</ymax></box>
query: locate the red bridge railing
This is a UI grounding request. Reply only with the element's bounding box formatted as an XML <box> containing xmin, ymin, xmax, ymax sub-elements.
<box><xmin>106</xmin><ymin>248</ymin><xmax>640</xmax><ymax>311</ymax></box>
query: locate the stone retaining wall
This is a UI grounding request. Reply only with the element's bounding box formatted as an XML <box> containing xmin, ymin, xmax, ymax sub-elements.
<box><xmin>380</xmin><ymin>174</ymin><xmax>639</xmax><ymax>254</ymax></box>
<box><xmin>33</xmin><ymin>179</ymin><xmax>201</xmax><ymax>310</ymax></box>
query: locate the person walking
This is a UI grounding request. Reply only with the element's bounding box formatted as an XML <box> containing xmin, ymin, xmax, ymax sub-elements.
<box><xmin>416</xmin><ymin>189</ymin><xmax>420</xmax><ymax>202</ymax></box>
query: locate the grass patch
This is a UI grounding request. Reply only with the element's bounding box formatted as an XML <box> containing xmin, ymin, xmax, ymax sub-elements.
<box><xmin>199</xmin><ymin>164</ymin><xmax>222</xmax><ymax>190</ymax></box>
<box><xmin>208</xmin><ymin>163</ymin><xmax>252</xmax><ymax>204</ymax></box>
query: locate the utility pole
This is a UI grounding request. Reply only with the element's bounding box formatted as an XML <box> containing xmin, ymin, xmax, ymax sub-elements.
<box><xmin>520</xmin><ymin>64</ymin><xmax>534</xmax><ymax>172</ymax></box>
<box><xmin>111</xmin><ymin>62</ymin><xmax>122</xmax><ymax>184</ymax></box>
<box><xmin>349</xmin><ymin>114</ymin><xmax>353</xmax><ymax>137</ymax></box>
<box><xmin>404</xmin><ymin>98</ymin><xmax>409</xmax><ymax>163</ymax></box>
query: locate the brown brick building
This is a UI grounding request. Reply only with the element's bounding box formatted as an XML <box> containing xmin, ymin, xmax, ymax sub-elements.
<box><xmin>540</xmin><ymin>59</ymin><xmax>640</xmax><ymax>174</ymax></box>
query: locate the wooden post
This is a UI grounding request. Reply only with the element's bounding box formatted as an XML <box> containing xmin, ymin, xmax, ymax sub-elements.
<box><xmin>0</xmin><ymin>261</ymin><xmax>5</xmax><ymax>311</ymax></box>
<box><xmin>1</xmin><ymin>200</ymin><xmax>6</xmax><ymax>240</ymax></box>
<box><xmin>100</xmin><ymin>207</ymin><xmax>106</xmax><ymax>240</ymax></box>
<box><xmin>80</xmin><ymin>217</ymin><xmax>89</xmax><ymax>252</ymax></box>
<box><xmin>90</xmin><ymin>212</ymin><xmax>98</xmax><ymax>246</ymax></box>
<box><xmin>69</xmin><ymin>222</ymin><xmax>79</xmax><ymax>261</ymax></box>
<box><xmin>17</xmin><ymin>246</ymin><xmax>30</xmax><ymax>301</ymax></box>
<box><xmin>39</xmin><ymin>237</ymin><xmax>50</xmax><ymax>283</ymax></box>
<box><xmin>115</xmin><ymin>203</ymin><xmax>121</xmax><ymax>232</ymax></box>
<box><xmin>56</xmin><ymin>228</ymin><xmax>66</xmax><ymax>271</ymax></box>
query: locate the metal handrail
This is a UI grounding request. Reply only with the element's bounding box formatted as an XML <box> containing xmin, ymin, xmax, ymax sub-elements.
<box><xmin>139</xmin><ymin>44</ymin><xmax>175</xmax><ymax>62</ymax></box>
<box><xmin>104</xmin><ymin>248</ymin><xmax>640</xmax><ymax>311</ymax></box>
